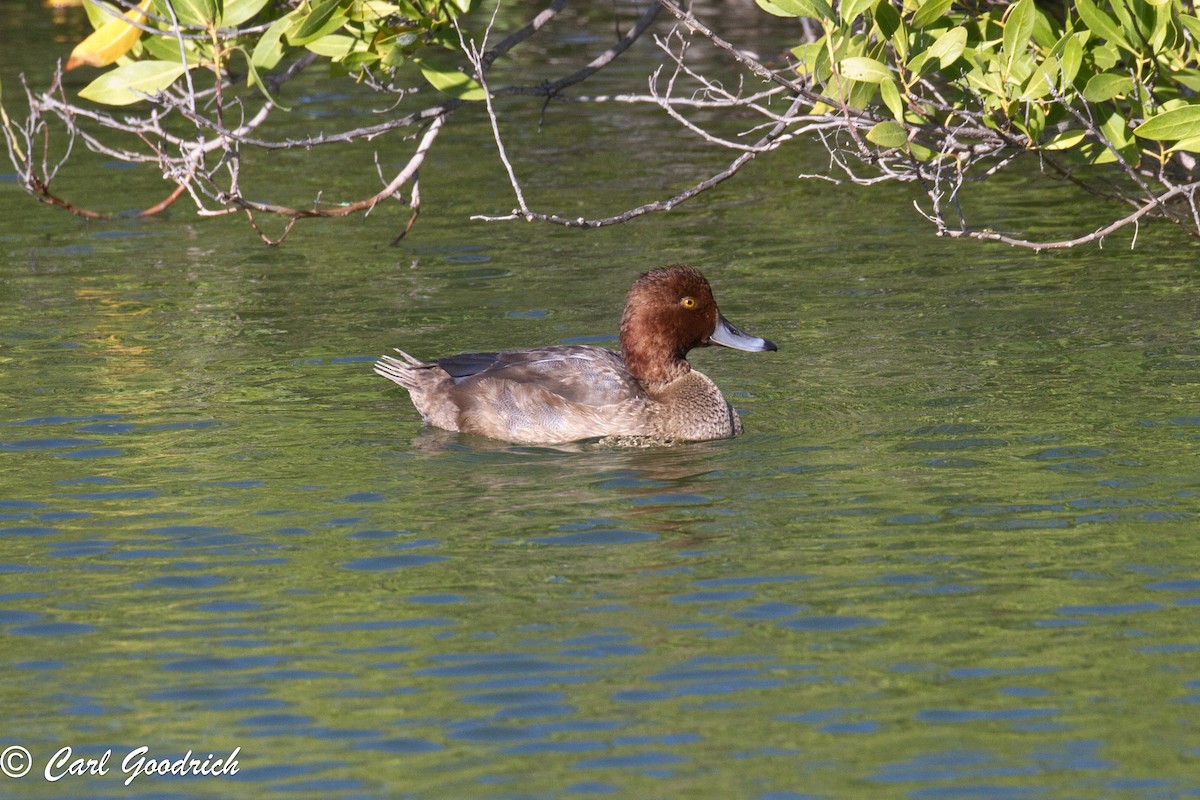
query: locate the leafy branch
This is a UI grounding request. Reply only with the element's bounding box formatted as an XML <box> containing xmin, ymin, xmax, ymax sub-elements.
<box><xmin>3</xmin><ymin>0</ymin><xmax>1200</xmax><ymax>248</ymax></box>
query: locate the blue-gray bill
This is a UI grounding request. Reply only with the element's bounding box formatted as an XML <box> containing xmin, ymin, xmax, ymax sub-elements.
<box><xmin>710</xmin><ymin>313</ymin><xmax>777</xmax><ymax>352</ymax></box>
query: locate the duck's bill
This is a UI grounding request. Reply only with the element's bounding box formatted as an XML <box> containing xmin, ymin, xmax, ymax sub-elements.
<box><xmin>711</xmin><ymin>313</ymin><xmax>777</xmax><ymax>352</ymax></box>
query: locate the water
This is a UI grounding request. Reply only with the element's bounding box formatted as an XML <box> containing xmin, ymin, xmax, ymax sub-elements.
<box><xmin>3</xmin><ymin>3</ymin><xmax>1200</xmax><ymax>798</ymax></box>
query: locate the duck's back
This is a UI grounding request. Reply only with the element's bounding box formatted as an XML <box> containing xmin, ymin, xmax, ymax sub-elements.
<box><xmin>437</xmin><ymin>345</ymin><xmax>655</xmax><ymax>442</ymax></box>
<box><xmin>438</xmin><ymin>345</ymin><xmax>635</xmax><ymax>404</ymax></box>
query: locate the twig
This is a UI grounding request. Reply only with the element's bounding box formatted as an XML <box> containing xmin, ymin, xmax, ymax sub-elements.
<box><xmin>944</xmin><ymin>180</ymin><xmax>1200</xmax><ymax>250</ymax></box>
<box><xmin>457</xmin><ymin>4</ymin><xmax>531</xmax><ymax>219</ymax></box>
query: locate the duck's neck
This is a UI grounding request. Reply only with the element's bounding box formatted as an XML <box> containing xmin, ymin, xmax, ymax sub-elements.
<box><xmin>619</xmin><ymin>326</ymin><xmax>691</xmax><ymax>384</ymax></box>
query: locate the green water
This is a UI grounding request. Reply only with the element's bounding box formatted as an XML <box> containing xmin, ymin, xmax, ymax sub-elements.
<box><xmin>3</xmin><ymin>4</ymin><xmax>1199</xmax><ymax>799</ymax></box>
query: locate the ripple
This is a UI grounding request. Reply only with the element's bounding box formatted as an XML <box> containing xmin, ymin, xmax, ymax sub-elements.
<box><xmin>0</xmin><ymin>609</ymin><xmax>40</xmax><ymax>625</ymax></box>
<box><xmin>416</xmin><ymin>655</ymin><xmax>590</xmax><ymax>679</ymax></box>
<box><xmin>340</xmin><ymin>492</ymin><xmax>385</xmax><ymax>503</ymax></box>
<box><xmin>692</xmin><ymin>575</ymin><xmax>812</xmax><ymax>588</ymax></box>
<box><xmin>1054</xmin><ymin>602</ymin><xmax>1160</xmax><ymax>615</ymax></box>
<box><xmin>0</xmin><ymin>499</ymin><xmax>45</xmax><ymax>510</ymax></box>
<box><xmin>630</xmin><ymin>493</ymin><xmax>710</xmax><ymax>506</ymax></box>
<box><xmin>9</xmin><ymin>621</ymin><xmax>96</xmax><ymax>636</ymax></box>
<box><xmin>352</xmin><ymin>737</ymin><xmax>442</xmax><ymax>753</ymax></box>
<box><xmin>531</xmin><ymin>529</ymin><xmax>657</xmax><ymax>546</ymax></box>
<box><xmin>566</xmin><ymin>781</ymin><xmax>619</xmax><ymax>794</ymax></box>
<box><xmin>0</xmin><ymin>525</ymin><xmax>60</xmax><ymax>536</ymax></box>
<box><xmin>0</xmin><ymin>437</ymin><xmax>100</xmax><ymax>450</ymax></box>
<box><xmin>921</xmin><ymin>457</ymin><xmax>986</xmax><ymax>468</ymax></box>
<box><xmin>1146</xmin><ymin>579</ymin><xmax>1200</xmax><ymax>591</ymax></box>
<box><xmin>671</xmin><ymin>590</ymin><xmax>754</xmax><ymax>603</ymax></box>
<box><xmin>408</xmin><ymin>593</ymin><xmax>466</xmax><ymax>604</ymax></box>
<box><xmin>146</xmin><ymin>685</ymin><xmax>270</xmax><ymax>703</ymax></box>
<box><xmin>504</xmin><ymin>741</ymin><xmax>605</xmax><ymax>756</ymax></box>
<box><xmin>139</xmin><ymin>574</ymin><xmax>228</xmax><ymax>589</ymax></box>
<box><xmin>55</xmin><ymin>448</ymin><xmax>126</xmax><ymax>459</ymax></box>
<box><xmin>163</xmin><ymin>655</ymin><xmax>285</xmax><ymax>672</ymax></box>
<box><xmin>241</xmin><ymin>712</ymin><xmax>313</xmax><ymax>728</ymax></box>
<box><xmin>915</xmin><ymin>707</ymin><xmax>1058</xmax><ymax>723</ymax></box>
<box><xmin>906</xmin><ymin>438</ymin><xmax>1007</xmax><ymax>451</ymax></box>
<box><xmin>731</xmin><ymin>602</ymin><xmax>806</xmax><ymax>619</ymax></box>
<box><xmin>1028</xmin><ymin>446</ymin><xmax>1108</xmax><ymax>460</ymax></box>
<box><xmin>781</xmin><ymin>616</ymin><xmax>886</xmax><ymax>632</ymax></box>
<box><xmin>341</xmin><ymin>554</ymin><xmax>447</xmax><ymax>570</ymax></box>
<box><xmin>76</xmin><ymin>423</ymin><xmax>137</xmax><ymax>434</ymax></box>
<box><xmin>61</xmin><ymin>489</ymin><xmax>157</xmax><ymax>500</ymax></box>
<box><xmin>574</xmin><ymin>751</ymin><xmax>686</xmax><ymax>769</ymax></box>
<box><xmin>460</xmin><ymin>690</ymin><xmax>565</xmax><ymax>705</ymax></box>
<box><xmin>448</xmin><ymin>723</ymin><xmax>536</xmax><ymax>742</ymax></box>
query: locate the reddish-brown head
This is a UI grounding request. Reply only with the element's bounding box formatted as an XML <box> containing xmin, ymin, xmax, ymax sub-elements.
<box><xmin>618</xmin><ymin>265</ymin><xmax>775</xmax><ymax>383</ymax></box>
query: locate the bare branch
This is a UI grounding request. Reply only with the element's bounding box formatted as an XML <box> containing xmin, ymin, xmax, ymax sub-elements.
<box><xmin>943</xmin><ymin>180</ymin><xmax>1200</xmax><ymax>250</ymax></box>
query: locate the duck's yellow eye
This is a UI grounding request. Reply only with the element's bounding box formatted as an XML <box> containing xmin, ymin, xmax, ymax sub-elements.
<box><xmin>681</xmin><ymin>297</ymin><xmax>696</xmax><ymax>309</ymax></box>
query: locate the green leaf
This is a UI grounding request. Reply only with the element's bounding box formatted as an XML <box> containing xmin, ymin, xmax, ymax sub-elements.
<box><xmin>866</xmin><ymin>120</ymin><xmax>907</xmax><ymax>148</ymax></box>
<box><xmin>142</xmin><ymin>32</ymin><xmax>196</xmax><ymax>62</ymax></box>
<box><xmin>220</xmin><ymin>0</ymin><xmax>270</xmax><ymax>27</ymax></box>
<box><xmin>348</xmin><ymin>0</ymin><xmax>400</xmax><ymax>22</ymax></box>
<box><xmin>82</xmin><ymin>0</ymin><xmax>122</xmax><ymax>31</ymax></box>
<box><xmin>846</xmin><ymin>77</ymin><xmax>878</xmax><ymax>109</ymax></box>
<box><xmin>1147</xmin><ymin>1</ymin><xmax>1172</xmax><ymax>50</ymax></box>
<box><xmin>417</xmin><ymin>56</ymin><xmax>486</xmax><ymax>100</ymax></box>
<box><xmin>1075</xmin><ymin>0</ymin><xmax>1130</xmax><ymax>51</ymax></box>
<box><xmin>340</xmin><ymin>50</ymin><xmax>380</xmax><ymax>71</ymax></box>
<box><xmin>791</xmin><ymin>42</ymin><xmax>825</xmax><ymax>77</ymax></box>
<box><xmin>1180</xmin><ymin>14</ymin><xmax>1200</xmax><ymax>42</ymax></box>
<box><xmin>873</xmin><ymin>0</ymin><xmax>901</xmax><ymax>39</ymax></box>
<box><xmin>927</xmin><ymin>26</ymin><xmax>966</xmax><ymax>68</ymax></box>
<box><xmin>910</xmin><ymin>0</ymin><xmax>951</xmax><ymax>30</ymax></box>
<box><xmin>1015</xmin><ymin>102</ymin><xmax>1046</xmax><ymax>142</ymax></box>
<box><xmin>252</xmin><ymin>13</ymin><xmax>293</xmax><ymax>71</ymax></box>
<box><xmin>1166</xmin><ymin>136</ymin><xmax>1200</xmax><ymax>154</ymax></box>
<box><xmin>286</xmin><ymin>0</ymin><xmax>348</xmax><ymax>47</ymax></box>
<box><xmin>839</xmin><ymin>56</ymin><xmax>891</xmax><ymax>83</ymax></box>
<box><xmin>1091</xmin><ymin>40</ymin><xmax>1120</xmax><ymax>70</ymax></box>
<box><xmin>1041</xmin><ymin>129</ymin><xmax>1087</xmax><ymax>151</ymax></box>
<box><xmin>840</xmin><ymin>0</ymin><xmax>873</xmax><ymax>24</ymax></box>
<box><xmin>378</xmin><ymin>30</ymin><xmax>419</xmax><ymax>67</ymax></box>
<box><xmin>1021</xmin><ymin>55</ymin><xmax>1059</xmax><ymax>100</ymax></box>
<box><xmin>1169</xmin><ymin>69</ymin><xmax>1200</xmax><ymax>93</ymax></box>
<box><xmin>1058</xmin><ymin>31</ymin><xmax>1083</xmax><ymax>88</ymax></box>
<box><xmin>1083</xmin><ymin>72</ymin><xmax>1133</xmax><ymax>103</ymax></box>
<box><xmin>906</xmin><ymin>47</ymin><xmax>931</xmax><ymax>76</ymax></box>
<box><xmin>755</xmin><ymin>0</ymin><xmax>830</xmax><ymax>20</ymax></box>
<box><xmin>1002</xmin><ymin>0</ymin><xmax>1034</xmax><ymax>73</ymax></box>
<box><xmin>1030</xmin><ymin>4</ymin><xmax>1058</xmax><ymax>49</ymax></box>
<box><xmin>234</xmin><ymin>44</ymin><xmax>290</xmax><ymax>110</ymax></box>
<box><xmin>78</xmin><ymin>59</ymin><xmax>188</xmax><ymax>105</ymax></box>
<box><xmin>1134</xmin><ymin>105</ymin><xmax>1200</xmax><ymax>141</ymax></box>
<box><xmin>304</xmin><ymin>33</ymin><xmax>364</xmax><ymax>58</ymax></box>
<box><xmin>165</xmin><ymin>0</ymin><xmax>218</xmax><ymax>28</ymax></box>
<box><xmin>879</xmin><ymin>77</ymin><xmax>904</xmax><ymax>121</ymax></box>
<box><xmin>1097</xmin><ymin>106</ymin><xmax>1135</xmax><ymax>163</ymax></box>
<box><xmin>908</xmin><ymin>141</ymin><xmax>934</xmax><ymax>161</ymax></box>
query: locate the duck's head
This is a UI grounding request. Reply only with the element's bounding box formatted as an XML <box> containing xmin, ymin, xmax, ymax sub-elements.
<box><xmin>618</xmin><ymin>264</ymin><xmax>776</xmax><ymax>383</ymax></box>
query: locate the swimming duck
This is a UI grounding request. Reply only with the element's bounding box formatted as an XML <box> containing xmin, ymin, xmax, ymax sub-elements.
<box><xmin>374</xmin><ymin>265</ymin><xmax>776</xmax><ymax>444</ymax></box>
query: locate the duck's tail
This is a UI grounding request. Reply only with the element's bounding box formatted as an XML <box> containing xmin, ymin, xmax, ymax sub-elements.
<box><xmin>373</xmin><ymin>349</ymin><xmax>435</xmax><ymax>391</ymax></box>
<box><xmin>374</xmin><ymin>349</ymin><xmax>462</xmax><ymax>431</ymax></box>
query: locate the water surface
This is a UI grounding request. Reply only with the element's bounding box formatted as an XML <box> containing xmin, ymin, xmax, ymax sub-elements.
<box><xmin>2</xmin><ymin>4</ymin><xmax>1199</xmax><ymax>799</ymax></box>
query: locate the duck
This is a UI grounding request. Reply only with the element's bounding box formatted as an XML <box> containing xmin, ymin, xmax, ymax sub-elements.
<box><xmin>374</xmin><ymin>265</ymin><xmax>776</xmax><ymax>445</ymax></box>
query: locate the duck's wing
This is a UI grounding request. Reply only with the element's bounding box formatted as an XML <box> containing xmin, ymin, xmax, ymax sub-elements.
<box><xmin>437</xmin><ymin>345</ymin><xmax>641</xmax><ymax>407</ymax></box>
